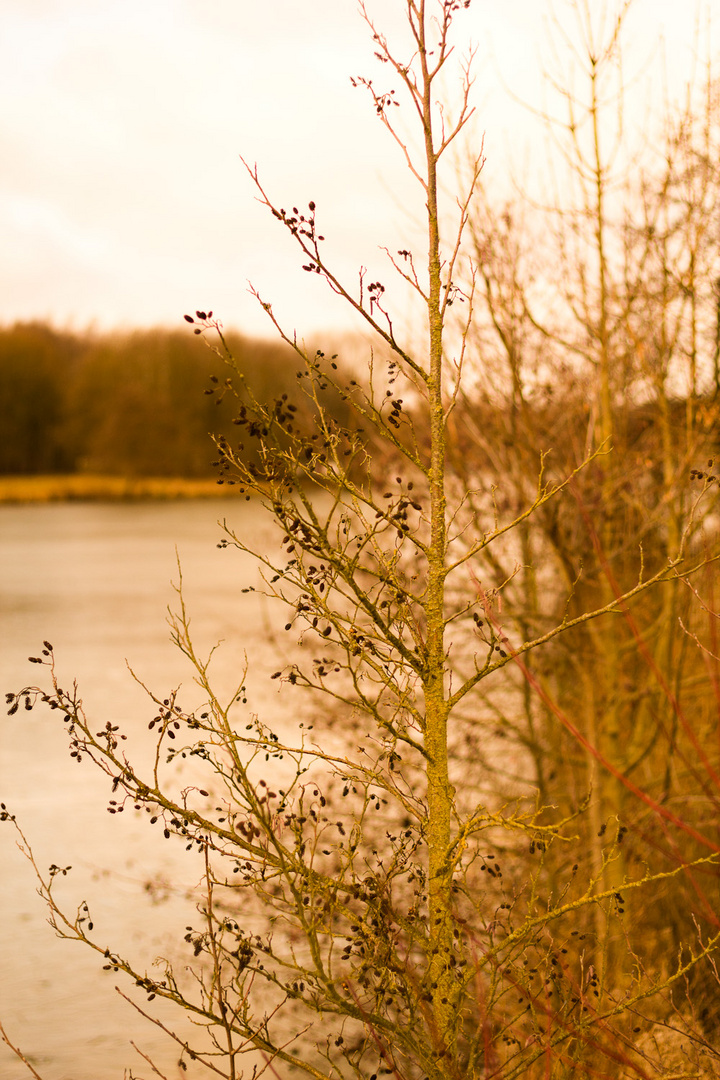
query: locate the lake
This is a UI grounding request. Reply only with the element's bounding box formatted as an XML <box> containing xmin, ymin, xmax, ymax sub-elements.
<box><xmin>0</xmin><ymin>499</ymin><xmax>293</xmax><ymax>1080</ymax></box>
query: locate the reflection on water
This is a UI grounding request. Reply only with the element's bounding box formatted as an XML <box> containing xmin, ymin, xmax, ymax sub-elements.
<box><xmin>0</xmin><ymin>499</ymin><xmax>288</xmax><ymax>1080</ymax></box>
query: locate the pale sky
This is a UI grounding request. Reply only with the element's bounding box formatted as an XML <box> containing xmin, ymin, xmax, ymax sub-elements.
<box><xmin>1</xmin><ymin>0</ymin><xmax>716</xmax><ymax>339</ymax></box>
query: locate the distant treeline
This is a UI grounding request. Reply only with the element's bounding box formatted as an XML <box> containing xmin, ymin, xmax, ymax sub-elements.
<box><xmin>5</xmin><ymin>320</ymin><xmax>713</xmax><ymax>488</ymax></box>
<box><xmin>0</xmin><ymin>322</ymin><xmax>355</xmax><ymax>478</ymax></box>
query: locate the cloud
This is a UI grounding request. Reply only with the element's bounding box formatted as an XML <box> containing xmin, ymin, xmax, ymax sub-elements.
<box><xmin>0</xmin><ymin>0</ymin><xmax>715</xmax><ymax>336</ymax></box>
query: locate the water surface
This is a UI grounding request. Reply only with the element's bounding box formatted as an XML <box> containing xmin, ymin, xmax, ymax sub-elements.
<box><xmin>0</xmin><ymin>499</ymin><xmax>290</xmax><ymax>1080</ymax></box>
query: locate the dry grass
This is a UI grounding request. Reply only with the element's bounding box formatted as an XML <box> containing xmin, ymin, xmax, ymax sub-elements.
<box><xmin>0</xmin><ymin>474</ymin><xmax>241</xmax><ymax>503</ymax></box>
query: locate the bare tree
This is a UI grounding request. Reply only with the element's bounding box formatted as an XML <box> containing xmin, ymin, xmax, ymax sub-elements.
<box><xmin>464</xmin><ymin>0</ymin><xmax>720</xmax><ymax>1012</ymax></box>
<box><xmin>4</xmin><ymin>3</ymin><xmax>720</xmax><ymax>1079</ymax></box>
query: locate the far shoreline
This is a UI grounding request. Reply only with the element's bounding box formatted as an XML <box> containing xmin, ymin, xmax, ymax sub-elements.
<box><xmin>0</xmin><ymin>474</ymin><xmax>243</xmax><ymax>504</ymax></box>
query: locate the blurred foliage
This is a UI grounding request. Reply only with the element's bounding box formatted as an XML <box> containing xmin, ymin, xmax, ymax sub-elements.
<box><xmin>0</xmin><ymin>322</ymin><xmax>83</xmax><ymax>474</ymax></box>
<box><xmin>0</xmin><ymin>322</ymin><xmax>356</xmax><ymax>479</ymax></box>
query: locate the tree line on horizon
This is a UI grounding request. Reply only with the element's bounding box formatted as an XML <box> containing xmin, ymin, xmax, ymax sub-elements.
<box><xmin>2</xmin><ymin>318</ymin><xmax>718</xmax><ymax>484</ymax></box>
<box><xmin>0</xmin><ymin>320</ymin><xmax>359</xmax><ymax>479</ymax></box>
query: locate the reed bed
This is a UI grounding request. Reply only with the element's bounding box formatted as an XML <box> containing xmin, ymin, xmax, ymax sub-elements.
<box><xmin>0</xmin><ymin>474</ymin><xmax>239</xmax><ymax>503</ymax></box>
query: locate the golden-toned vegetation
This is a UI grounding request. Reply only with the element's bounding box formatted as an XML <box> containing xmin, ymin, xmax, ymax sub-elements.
<box><xmin>0</xmin><ymin>473</ymin><xmax>242</xmax><ymax>503</ymax></box>
<box><xmin>4</xmin><ymin>2</ymin><xmax>720</xmax><ymax>1078</ymax></box>
<box><xmin>0</xmin><ymin>321</ymin><xmax>356</xmax><ymax>490</ymax></box>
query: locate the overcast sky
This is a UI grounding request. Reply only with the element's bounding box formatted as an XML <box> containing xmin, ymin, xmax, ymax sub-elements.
<box><xmin>2</xmin><ymin>0</ymin><xmax>716</xmax><ymax>340</ymax></box>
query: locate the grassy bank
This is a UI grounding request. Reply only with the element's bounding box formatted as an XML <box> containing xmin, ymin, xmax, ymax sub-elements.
<box><xmin>0</xmin><ymin>474</ymin><xmax>241</xmax><ymax>503</ymax></box>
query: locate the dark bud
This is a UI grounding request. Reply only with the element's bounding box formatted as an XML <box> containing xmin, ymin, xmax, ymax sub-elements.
<box><xmin>196</xmin><ymin>310</ymin><xmax>207</xmax><ymax>320</ymax></box>
<box><xmin>184</xmin><ymin>314</ymin><xmax>195</xmax><ymax>323</ymax></box>
<box><xmin>309</xmin><ymin>200</ymin><xmax>316</xmax><ymax>211</ymax></box>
